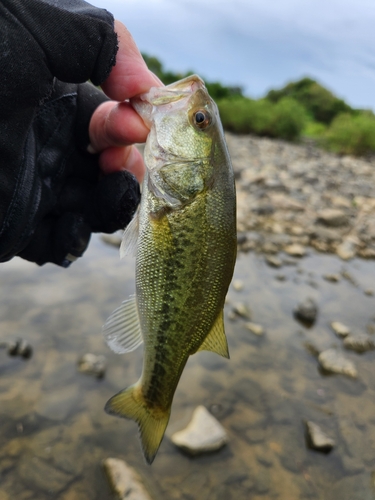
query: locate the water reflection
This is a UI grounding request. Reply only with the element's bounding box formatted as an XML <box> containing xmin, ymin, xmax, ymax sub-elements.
<box><xmin>1</xmin><ymin>237</ymin><xmax>375</xmax><ymax>499</ymax></box>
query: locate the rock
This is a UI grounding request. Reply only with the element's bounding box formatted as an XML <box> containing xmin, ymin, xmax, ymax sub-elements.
<box><xmin>323</xmin><ymin>274</ymin><xmax>340</xmax><ymax>283</ymax></box>
<box><xmin>103</xmin><ymin>458</ymin><xmax>152</xmax><ymax>500</ymax></box>
<box><xmin>245</xmin><ymin>322</ymin><xmax>265</xmax><ymax>336</ymax></box>
<box><xmin>101</xmin><ymin>232</ymin><xmax>123</xmax><ymax>248</ymax></box>
<box><xmin>265</xmin><ymin>255</ymin><xmax>282</xmax><ymax>268</ymax></box>
<box><xmin>294</xmin><ymin>297</ymin><xmax>318</xmax><ymax>325</ymax></box>
<box><xmin>77</xmin><ymin>353</ymin><xmax>106</xmax><ymax>378</ymax></box>
<box><xmin>311</xmin><ymin>226</ymin><xmax>342</xmax><ymax>242</ymax></box>
<box><xmin>231</xmin><ymin>303</ymin><xmax>252</xmax><ymax>320</ymax></box>
<box><xmin>305</xmin><ymin>421</ymin><xmax>335</xmax><ymax>453</ymax></box>
<box><xmin>336</xmin><ymin>239</ymin><xmax>357</xmax><ymax>260</ymax></box>
<box><xmin>18</xmin><ymin>455</ymin><xmax>74</xmax><ymax>495</ymax></box>
<box><xmin>316</xmin><ymin>209</ymin><xmax>348</xmax><ymax>227</ymax></box>
<box><xmin>232</xmin><ymin>279</ymin><xmax>244</xmax><ymax>291</ymax></box>
<box><xmin>318</xmin><ymin>349</ymin><xmax>358</xmax><ymax>378</ymax></box>
<box><xmin>171</xmin><ymin>406</ymin><xmax>228</xmax><ymax>456</ymax></box>
<box><xmin>343</xmin><ymin>334</ymin><xmax>375</xmax><ymax>353</ymax></box>
<box><xmin>330</xmin><ymin>321</ymin><xmax>351</xmax><ymax>338</ymax></box>
<box><xmin>34</xmin><ymin>385</ymin><xmax>80</xmax><ymax>421</ymax></box>
<box><xmin>284</xmin><ymin>243</ymin><xmax>306</xmax><ymax>257</ymax></box>
<box><xmin>365</xmin><ymin>289</ymin><xmax>374</xmax><ymax>296</ymax></box>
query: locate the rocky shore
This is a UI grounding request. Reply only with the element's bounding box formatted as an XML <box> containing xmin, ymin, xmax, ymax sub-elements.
<box><xmin>228</xmin><ymin>133</ymin><xmax>375</xmax><ymax>260</ymax></box>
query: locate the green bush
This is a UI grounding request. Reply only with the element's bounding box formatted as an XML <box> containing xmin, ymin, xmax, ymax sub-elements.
<box><xmin>217</xmin><ymin>96</ymin><xmax>307</xmax><ymax>140</ymax></box>
<box><xmin>323</xmin><ymin>112</ymin><xmax>375</xmax><ymax>155</ymax></box>
<box><xmin>267</xmin><ymin>77</ymin><xmax>352</xmax><ymax>124</ymax></box>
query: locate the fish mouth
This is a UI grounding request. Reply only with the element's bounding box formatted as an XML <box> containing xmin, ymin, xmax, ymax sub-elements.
<box><xmin>130</xmin><ymin>75</ymin><xmax>206</xmax><ymax>127</ymax></box>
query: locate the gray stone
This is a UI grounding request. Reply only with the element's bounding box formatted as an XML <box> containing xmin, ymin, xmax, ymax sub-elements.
<box><xmin>305</xmin><ymin>421</ymin><xmax>335</xmax><ymax>452</ymax></box>
<box><xmin>343</xmin><ymin>334</ymin><xmax>375</xmax><ymax>353</ymax></box>
<box><xmin>284</xmin><ymin>243</ymin><xmax>306</xmax><ymax>257</ymax></box>
<box><xmin>323</xmin><ymin>273</ymin><xmax>341</xmax><ymax>283</ymax></box>
<box><xmin>316</xmin><ymin>209</ymin><xmax>348</xmax><ymax>227</ymax></box>
<box><xmin>245</xmin><ymin>322</ymin><xmax>265</xmax><ymax>336</ymax></box>
<box><xmin>294</xmin><ymin>297</ymin><xmax>318</xmax><ymax>325</ymax></box>
<box><xmin>232</xmin><ymin>279</ymin><xmax>244</xmax><ymax>291</ymax></box>
<box><xmin>103</xmin><ymin>458</ymin><xmax>152</xmax><ymax>500</ymax></box>
<box><xmin>318</xmin><ymin>349</ymin><xmax>358</xmax><ymax>378</ymax></box>
<box><xmin>18</xmin><ymin>455</ymin><xmax>74</xmax><ymax>495</ymax></box>
<box><xmin>330</xmin><ymin>321</ymin><xmax>351</xmax><ymax>338</ymax></box>
<box><xmin>171</xmin><ymin>406</ymin><xmax>228</xmax><ymax>456</ymax></box>
<box><xmin>77</xmin><ymin>353</ymin><xmax>106</xmax><ymax>378</ymax></box>
<box><xmin>336</xmin><ymin>239</ymin><xmax>357</xmax><ymax>260</ymax></box>
<box><xmin>265</xmin><ymin>255</ymin><xmax>282</xmax><ymax>268</ymax></box>
<box><xmin>231</xmin><ymin>303</ymin><xmax>252</xmax><ymax>320</ymax></box>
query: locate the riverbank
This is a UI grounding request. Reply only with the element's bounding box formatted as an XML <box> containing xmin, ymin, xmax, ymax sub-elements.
<box><xmin>228</xmin><ymin>133</ymin><xmax>375</xmax><ymax>260</ymax></box>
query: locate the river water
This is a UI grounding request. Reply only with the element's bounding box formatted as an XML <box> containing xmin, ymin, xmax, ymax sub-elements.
<box><xmin>1</xmin><ymin>236</ymin><xmax>375</xmax><ymax>500</ymax></box>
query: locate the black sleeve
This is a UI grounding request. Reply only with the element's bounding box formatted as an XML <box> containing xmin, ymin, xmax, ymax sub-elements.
<box><xmin>0</xmin><ymin>1</ymin><xmax>141</xmax><ymax>267</ymax></box>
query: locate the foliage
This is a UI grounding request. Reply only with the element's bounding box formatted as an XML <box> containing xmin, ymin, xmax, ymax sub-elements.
<box><xmin>141</xmin><ymin>53</ymin><xmax>243</xmax><ymax>101</ymax></box>
<box><xmin>266</xmin><ymin>77</ymin><xmax>352</xmax><ymax>124</ymax></box>
<box><xmin>217</xmin><ymin>96</ymin><xmax>307</xmax><ymax>141</ymax></box>
<box><xmin>141</xmin><ymin>54</ymin><xmax>375</xmax><ymax>155</ymax></box>
<box><xmin>323</xmin><ymin>112</ymin><xmax>375</xmax><ymax>156</ymax></box>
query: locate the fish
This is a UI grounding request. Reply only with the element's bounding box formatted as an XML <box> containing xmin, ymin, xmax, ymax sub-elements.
<box><xmin>103</xmin><ymin>75</ymin><xmax>237</xmax><ymax>464</ymax></box>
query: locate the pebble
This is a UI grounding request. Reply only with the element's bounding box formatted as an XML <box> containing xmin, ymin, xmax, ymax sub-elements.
<box><xmin>103</xmin><ymin>458</ymin><xmax>152</xmax><ymax>500</ymax></box>
<box><xmin>294</xmin><ymin>297</ymin><xmax>318</xmax><ymax>325</ymax></box>
<box><xmin>265</xmin><ymin>255</ymin><xmax>282</xmax><ymax>268</ymax></box>
<box><xmin>101</xmin><ymin>232</ymin><xmax>123</xmax><ymax>248</ymax></box>
<box><xmin>330</xmin><ymin>321</ymin><xmax>351</xmax><ymax>338</ymax></box>
<box><xmin>336</xmin><ymin>239</ymin><xmax>356</xmax><ymax>260</ymax></box>
<box><xmin>171</xmin><ymin>405</ymin><xmax>228</xmax><ymax>456</ymax></box>
<box><xmin>231</xmin><ymin>303</ymin><xmax>252</xmax><ymax>320</ymax></box>
<box><xmin>77</xmin><ymin>353</ymin><xmax>106</xmax><ymax>378</ymax></box>
<box><xmin>305</xmin><ymin>421</ymin><xmax>335</xmax><ymax>453</ymax></box>
<box><xmin>284</xmin><ymin>243</ymin><xmax>306</xmax><ymax>257</ymax></box>
<box><xmin>245</xmin><ymin>322</ymin><xmax>265</xmax><ymax>336</ymax></box>
<box><xmin>316</xmin><ymin>209</ymin><xmax>348</xmax><ymax>227</ymax></box>
<box><xmin>323</xmin><ymin>274</ymin><xmax>341</xmax><ymax>283</ymax></box>
<box><xmin>343</xmin><ymin>334</ymin><xmax>375</xmax><ymax>353</ymax></box>
<box><xmin>318</xmin><ymin>348</ymin><xmax>358</xmax><ymax>378</ymax></box>
<box><xmin>232</xmin><ymin>279</ymin><xmax>244</xmax><ymax>291</ymax></box>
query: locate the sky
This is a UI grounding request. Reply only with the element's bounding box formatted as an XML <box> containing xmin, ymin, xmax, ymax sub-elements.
<box><xmin>90</xmin><ymin>0</ymin><xmax>375</xmax><ymax>110</ymax></box>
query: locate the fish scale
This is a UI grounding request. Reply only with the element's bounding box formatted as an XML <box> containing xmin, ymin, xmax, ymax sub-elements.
<box><xmin>103</xmin><ymin>75</ymin><xmax>236</xmax><ymax>464</ymax></box>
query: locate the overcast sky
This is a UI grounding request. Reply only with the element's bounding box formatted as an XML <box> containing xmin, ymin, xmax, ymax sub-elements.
<box><xmin>90</xmin><ymin>0</ymin><xmax>375</xmax><ymax>110</ymax></box>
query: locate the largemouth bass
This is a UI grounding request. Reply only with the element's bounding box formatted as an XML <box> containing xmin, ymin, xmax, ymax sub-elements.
<box><xmin>103</xmin><ymin>75</ymin><xmax>237</xmax><ymax>464</ymax></box>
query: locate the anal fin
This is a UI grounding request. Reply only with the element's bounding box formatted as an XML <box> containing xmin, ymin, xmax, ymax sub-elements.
<box><xmin>197</xmin><ymin>310</ymin><xmax>229</xmax><ymax>359</ymax></box>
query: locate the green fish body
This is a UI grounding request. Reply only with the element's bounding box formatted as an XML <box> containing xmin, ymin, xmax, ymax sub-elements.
<box><xmin>103</xmin><ymin>75</ymin><xmax>237</xmax><ymax>464</ymax></box>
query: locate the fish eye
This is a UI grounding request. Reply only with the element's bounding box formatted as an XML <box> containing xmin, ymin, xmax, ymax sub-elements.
<box><xmin>193</xmin><ymin>109</ymin><xmax>212</xmax><ymax>129</ymax></box>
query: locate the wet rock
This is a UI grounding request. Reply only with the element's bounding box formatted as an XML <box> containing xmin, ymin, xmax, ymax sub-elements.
<box><xmin>336</xmin><ymin>238</ymin><xmax>357</xmax><ymax>260</ymax></box>
<box><xmin>284</xmin><ymin>243</ymin><xmax>306</xmax><ymax>257</ymax></box>
<box><xmin>265</xmin><ymin>255</ymin><xmax>282</xmax><ymax>268</ymax></box>
<box><xmin>77</xmin><ymin>353</ymin><xmax>106</xmax><ymax>378</ymax></box>
<box><xmin>330</xmin><ymin>321</ymin><xmax>351</xmax><ymax>338</ymax></box>
<box><xmin>103</xmin><ymin>458</ymin><xmax>152</xmax><ymax>500</ymax></box>
<box><xmin>232</xmin><ymin>279</ymin><xmax>244</xmax><ymax>291</ymax></box>
<box><xmin>318</xmin><ymin>349</ymin><xmax>358</xmax><ymax>378</ymax></box>
<box><xmin>343</xmin><ymin>334</ymin><xmax>375</xmax><ymax>353</ymax></box>
<box><xmin>18</xmin><ymin>455</ymin><xmax>74</xmax><ymax>495</ymax></box>
<box><xmin>316</xmin><ymin>209</ymin><xmax>348</xmax><ymax>227</ymax></box>
<box><xmin>305</xmin><ymin>421</ymin><xmax>335</xmax><ymax>453</ymax></box>
<box><xmin>245</xmin><ymin>322</ymin><xmax>264</xmax><ymax>336</ymax></box>
<box><xmin>101</xmin><ymin>232</ymin><xmax>123</xmax><ymax>248</ymax></box>
<box><xmin>231</xmin><ymin>303</ymin><xmax>252</xmax><ymax>320</ymax></box>
<box><xmin>311</xmin><ymin>226</ymin><xmax>342</xmax><ymax>243</ymax></box>
<box><xmin>294</xmin><ymin>297</ymin><xmax>318</xmax><ymax>325</ymax></box>
<box><xmin>34</xmin><ymin>385</ymin><xmax>80</xmax><ymax>421</ymax></box>
<box><xmin>171</xmin><ymin>405</ymin><xmax>228</xmax><ymax>456</ymax></box>
<box><xmin>365</xmin><ymin>289</ymin><xmax>374</xmax><ymax>296</ymax></box>
<box><xmin>323</xmin><ymin>274</ymin><xmax>340</xmax><ymax>283</ymax></box>
<box><xmin>5</xmin><ymin>338</ymin><xmax>33</xmax><ymax>359</ymax></box>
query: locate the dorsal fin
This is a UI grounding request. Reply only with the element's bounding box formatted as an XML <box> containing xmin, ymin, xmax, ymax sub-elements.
<box><xmin>197</xmin><ymin>310</ymin><xmax>229</xmax><ymax>359</ymax></box>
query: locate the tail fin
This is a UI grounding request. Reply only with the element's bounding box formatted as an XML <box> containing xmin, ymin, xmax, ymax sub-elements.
<box><xmin>105</xmin><ymin>384</ymin><xmax>170</xmax><ymax>464</ymax></box>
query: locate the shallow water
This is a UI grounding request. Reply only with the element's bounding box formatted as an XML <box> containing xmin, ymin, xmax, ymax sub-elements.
<box><xmin>1</xmin><ymin>236</ymin><xmax>375</xmax><ymax>500</ymax></box>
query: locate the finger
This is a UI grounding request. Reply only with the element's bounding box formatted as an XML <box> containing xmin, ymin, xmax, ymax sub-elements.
<box><xmin>99</xmin><ymin>145</ymin><xmax>145</xmax><ymax>183</ymax></box>
<box><xmin>89</xmin><ymin>100</ymin><xmax>149</xmax><ymax>152</ymax></box>
<box><xmin>101</xmin><ymin>20</ymin><xmax>163</xmax><ymax>101</ymax></box>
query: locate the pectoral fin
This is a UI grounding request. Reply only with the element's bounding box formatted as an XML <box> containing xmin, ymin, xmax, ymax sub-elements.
<box><xmin>102</xmin><ymin>296</ymin><xmax>143</xmax><ymax>353</ymax></box>
<box><xmin>120</xmin><ymin>210</ymin><xmax>139</xmax><ymax>259</ymax></box>
<box><xmin>197</xmin><ymin>310</ymin><xmax>229</xmax><ymax>359</ymax></box>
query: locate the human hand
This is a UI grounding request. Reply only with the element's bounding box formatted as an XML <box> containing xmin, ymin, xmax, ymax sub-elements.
<box><xmin>89</xmin><ymin>21</ymin><xmax>163</xmax><ymax>182</ymax></box>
